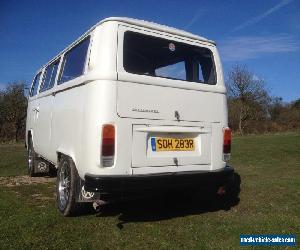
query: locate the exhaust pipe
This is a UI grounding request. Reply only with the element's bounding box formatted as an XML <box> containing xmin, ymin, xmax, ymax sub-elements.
<box><xmin>92</xmin><ymin>200</ymin><xmax>108</xmax><ymax>212</ymax></box>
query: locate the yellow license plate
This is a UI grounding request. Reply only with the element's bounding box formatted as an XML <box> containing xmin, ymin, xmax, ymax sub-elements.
<box><xmin>151</xmin><ymin>137</ymin><xmax>195</xmax><ymax>151</ymax></box>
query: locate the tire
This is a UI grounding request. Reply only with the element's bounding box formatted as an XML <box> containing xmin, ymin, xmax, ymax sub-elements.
<box><xmin>27</xmin><ymin>137</ymin><xmax>37</xmax><ymax>177</ymax></box>
<box><xmin>56</xmin><ymin>156</ymin><xmax>81</xmax><ymax>216</ymax></box>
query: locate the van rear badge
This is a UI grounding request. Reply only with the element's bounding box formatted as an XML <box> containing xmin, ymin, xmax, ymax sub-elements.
<box><xmin>132</xmin><ymin>108</ymin><xmax>159</xmax><ymax>114</ymax></box>
<box><xmin>175</xmin><ymin>111</ymin><xmax>180</xmax><ymax>121</ymax></box>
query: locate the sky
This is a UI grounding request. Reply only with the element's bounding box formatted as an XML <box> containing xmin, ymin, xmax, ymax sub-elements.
<box><xmin>0</xmin><ymin>0</ymin><xmax>299</xmax><ymax>102</ymax></box>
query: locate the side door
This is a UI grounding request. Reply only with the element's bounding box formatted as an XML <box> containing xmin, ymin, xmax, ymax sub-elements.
<box><xmin>33</xmin><ymin>59</ymin><xmax>60</xmax><ymax>160</ymax></box>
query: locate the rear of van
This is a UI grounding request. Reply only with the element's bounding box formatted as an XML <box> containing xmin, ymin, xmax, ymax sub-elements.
<box><xmin>84</xmin><ymin>19</ymin><xmax>234</xmax><ymax>195</ymax></box>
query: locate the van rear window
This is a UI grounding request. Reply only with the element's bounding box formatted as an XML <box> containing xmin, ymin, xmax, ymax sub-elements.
<box><xmin>123</xmin><ymin>31</ymin><xmax>216</xmax><ymax>85</ymax></box>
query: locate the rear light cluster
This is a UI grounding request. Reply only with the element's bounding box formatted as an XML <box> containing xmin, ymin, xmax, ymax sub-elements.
<box><xmin>223</xmin><ymin>127</ymin><xmax>231</xmax><ymax>162</ymax></box>
<box><xmin>101</xmin><ymin>124</ymin><xmax>115</xmax><ymax>167</ymax></box>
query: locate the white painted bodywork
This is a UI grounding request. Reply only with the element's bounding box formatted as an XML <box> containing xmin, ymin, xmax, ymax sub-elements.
<box><xmin>26</xmin><ymin>17</ymin><xmax>228</xmax><ymax>180</ymax></box>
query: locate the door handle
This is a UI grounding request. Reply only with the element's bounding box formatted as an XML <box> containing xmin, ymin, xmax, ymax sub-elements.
<box><xmin>33</xmin><ymin>107</ymin><xmax>40</xmax><ymax>113</ymax></box>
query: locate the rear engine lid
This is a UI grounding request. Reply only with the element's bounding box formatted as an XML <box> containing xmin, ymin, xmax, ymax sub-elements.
<box><xmin>117</xmin><ymin>82</ymin><xmax>224</xmax><ymax>122</ymax></box>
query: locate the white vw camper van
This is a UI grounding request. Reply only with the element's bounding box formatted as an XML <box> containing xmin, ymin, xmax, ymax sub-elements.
<box><xmin>26</xmin><ymin>17</ymin><xmax>237</xmax><ymax>216</ymax></box>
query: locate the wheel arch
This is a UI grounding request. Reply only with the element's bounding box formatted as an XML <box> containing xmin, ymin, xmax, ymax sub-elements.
<box><xmin>56</xmin><ymin>149</ymin><xmax>77</xmax><ymax>170</ymax></box>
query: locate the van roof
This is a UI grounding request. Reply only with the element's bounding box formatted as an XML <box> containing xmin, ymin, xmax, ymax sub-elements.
<box><xmin>99</xmin><ymin>17</ymin><xmax>215</xmax><ymax>45</ymax></box>
<box><xmin>37</xmin><ymin>17</ymin><xmax>215</xmax><ymax>74</ymax></box>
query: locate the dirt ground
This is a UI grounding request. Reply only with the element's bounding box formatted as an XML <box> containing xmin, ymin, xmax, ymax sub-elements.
<box><xmin>0</xmin><ymin>175</ymin><xmax>55</xmax><ymax>187</ymax></box>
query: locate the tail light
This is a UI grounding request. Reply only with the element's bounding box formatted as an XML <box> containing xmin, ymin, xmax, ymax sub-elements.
<box><xmin>223</xmin><ymin>127</ymin><xmax>231</xmax><ymax>162</ymax></box>
<box><xmin>101</xmin><ymin>124</ymin><xmax>115</xmax><ymax>167</ymax></box>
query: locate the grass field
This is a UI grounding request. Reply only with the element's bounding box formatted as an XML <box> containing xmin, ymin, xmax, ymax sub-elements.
<box><xmin>0</xmin><ymin>133</ymin><xmax>299</xmax><ymax>249</ymax></box>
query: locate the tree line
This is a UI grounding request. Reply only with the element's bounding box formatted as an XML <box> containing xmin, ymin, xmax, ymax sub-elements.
<box><xmin>0</xmin><ymin>65</ymin><xmax>299</xmax><ymax>142</ymax></box>
<box><xmin>0</xmin><ymin>82</ymin><xmax>27</xmax><ymax>142</ymax></box>
<box><xmin>226</xmin><ymin>65</ymin><xmax>300</xmax><ymax>134</ymax></box>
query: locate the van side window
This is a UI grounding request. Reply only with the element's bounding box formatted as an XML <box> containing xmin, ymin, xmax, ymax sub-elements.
<box><xmin>40</xmin><ymin>60</ymin><xmax>60</xmax><ymax>92</ymax></box>
<box><xmin>59</xmin><ymin>37</ymin><xmax>90</xmax><ymax>84</ymax></box>
<box><xmin>123</xmin><ymin>31</ymin><xmax>216</xmax><ymax>85</ymax></box>
<box><xmin>30</xmin><ymin>72</ymin><xmax>42</xmax><ymax>96</ymax></box>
